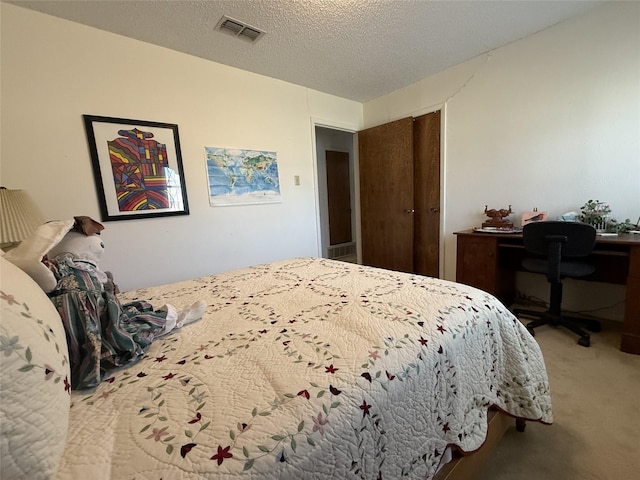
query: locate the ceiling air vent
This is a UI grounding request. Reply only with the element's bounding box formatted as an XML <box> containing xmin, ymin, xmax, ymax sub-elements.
<box><xmin>217</xmin><ymin>16</ymin><xmax>265</xmax><ymax>43</ymax></box>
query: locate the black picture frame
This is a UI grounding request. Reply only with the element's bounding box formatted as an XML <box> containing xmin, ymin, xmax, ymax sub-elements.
<box><xmin>83</xmin><ymin>115</ymin><xmax>189</xmax><ymax>221</ymax></box>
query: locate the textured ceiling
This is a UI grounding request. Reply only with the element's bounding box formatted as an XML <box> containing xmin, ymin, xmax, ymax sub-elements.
<box><xmin>8</xmin><ymin>0</ymin><xmax>607</xmax><ymax>102</ymax></box>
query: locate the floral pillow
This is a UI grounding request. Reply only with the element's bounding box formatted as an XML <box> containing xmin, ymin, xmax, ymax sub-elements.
<box><xmin>0</xmin><ymin>255</ymin><xmax>71</xmax><ymax>480</ymax></box>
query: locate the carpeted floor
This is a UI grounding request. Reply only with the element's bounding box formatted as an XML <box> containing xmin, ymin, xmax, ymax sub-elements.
<box><xmin>476</xmin><ymin>317</ymin><xmax>640</xmax><ymax>480</ymax></box>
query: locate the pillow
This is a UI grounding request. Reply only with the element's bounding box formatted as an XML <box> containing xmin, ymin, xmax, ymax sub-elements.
<box><xmin>4</xmin><ymin>219</ymin><xmax>74</xmax><ymax>293</ymax></box>
<box><xmin>0</xmin><ymin>256</ymin><xmax>71</xmax><ymax>479</ymax></box>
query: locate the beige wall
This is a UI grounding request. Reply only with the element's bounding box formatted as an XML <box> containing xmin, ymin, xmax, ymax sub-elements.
<box><xmin>0</xmin><ymin>4</ymin><xmax>362</xmax><ymax>292</ymax></box>
<box><xmin>2</xmin><ymin>3</ymin><xmax>638</xmax><ymax>320</ymax></box>
<box><xmin>363</xmin><ymin>2</ymin><xmax>640</xmax><ymax>320</ymax></box>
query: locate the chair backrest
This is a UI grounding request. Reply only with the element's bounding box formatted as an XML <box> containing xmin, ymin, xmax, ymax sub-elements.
<box><xmin>522</xmin><ymin>221</ymin><xmax>597</xmax><ymax>258</ymax></box>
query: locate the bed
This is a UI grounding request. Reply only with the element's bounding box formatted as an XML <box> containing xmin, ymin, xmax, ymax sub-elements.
<box><xmin>1</xmin><ymin>255</ymin><xmax>552</xmax><ymax>479</ymax></box>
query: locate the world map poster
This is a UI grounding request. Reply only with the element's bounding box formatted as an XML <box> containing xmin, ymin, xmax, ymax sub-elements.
<box><xmin>205</xmin><ymin>147</ymin><xmax>281</xmax><ymax>206</ymax></box>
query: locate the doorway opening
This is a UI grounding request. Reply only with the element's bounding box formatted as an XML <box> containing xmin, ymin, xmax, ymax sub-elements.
<box><xmin>314</xmin><ymin>126</ymin><xmax>357</xmax><ymax>263</ymax></box>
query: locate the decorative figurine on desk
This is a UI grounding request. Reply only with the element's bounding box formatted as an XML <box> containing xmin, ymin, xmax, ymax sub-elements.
<box><xmin>483</xmin><ymin>205</ymin><xmax>513</xmax><ymax>229</ymax></box>
<box><xmin>522</xmin><ymin>208</ymin><xmax>548</xmax><ymax>227</ymax></box>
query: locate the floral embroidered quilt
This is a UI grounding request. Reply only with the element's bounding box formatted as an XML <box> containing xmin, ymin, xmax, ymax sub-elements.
<box><xmin>56</xmin><ymin>258</ymin><xmax>552</xmax><ymax>479</ymax></box>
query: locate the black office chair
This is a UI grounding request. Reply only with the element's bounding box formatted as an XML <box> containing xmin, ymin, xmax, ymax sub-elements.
<box><xmin>514</xmin><ymin>221</ymin><xmax>600</xmax><ymax>347</ymax></box>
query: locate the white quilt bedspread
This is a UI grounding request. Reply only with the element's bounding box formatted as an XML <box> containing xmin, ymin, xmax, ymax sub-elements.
<box><xmin>56</xmin><ymin>258</ymin><xmax>552</xmax><ymax>479</ymax></box>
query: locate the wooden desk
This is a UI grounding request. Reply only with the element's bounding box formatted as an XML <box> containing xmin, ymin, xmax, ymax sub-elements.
<box><xmin>454</xmin><ymin>230</ymin><xmax>640</xmax><ymax>355</ymax></box>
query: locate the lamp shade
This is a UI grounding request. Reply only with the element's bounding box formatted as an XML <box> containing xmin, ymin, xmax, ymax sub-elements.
<box><xmin>0</xmin><ymin>188</ymin><xmax>46</xmax><ymax>248</ymax></box>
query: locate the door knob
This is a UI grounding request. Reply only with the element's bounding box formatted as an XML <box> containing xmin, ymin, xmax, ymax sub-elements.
<box><xmin>404</xmin><ymin>209</ymin><xmax>415</xmax><ymax>214</ymax></box>
<box><xmin>430</xmin><ymin>208</ymin><xmax>439</xmax><ymax>213</ymax></box>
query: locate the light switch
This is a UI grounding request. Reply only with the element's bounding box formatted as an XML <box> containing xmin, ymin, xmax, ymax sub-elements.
<box><xmin>294</xmin><ymin>175</ymin><xmax>300</xmax><ymax>186</ymax></box>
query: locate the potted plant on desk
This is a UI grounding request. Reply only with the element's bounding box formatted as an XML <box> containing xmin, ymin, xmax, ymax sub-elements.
<box><xmin>579</xmin><ymin>200</ymin><xmax>611</xmax><ymax>232</ymax></box>
<box><xmin>579</xmin><ymin>200</ymin><xmax>636</xmax><ymax>233</ymax></box>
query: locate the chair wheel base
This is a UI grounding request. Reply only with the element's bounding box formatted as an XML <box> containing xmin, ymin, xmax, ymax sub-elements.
<box><xmin>518</xmin><ymin>310</ymin><xmax>597</xmax><ymax>348</ymax></box>
<box><xmin>586</xmin><ymin>322</ymin><xmax>601</xmax><ymax>333</ymax></box>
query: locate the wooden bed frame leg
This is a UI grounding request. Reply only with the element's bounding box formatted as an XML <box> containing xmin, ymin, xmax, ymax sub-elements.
<box><xmin>434</xmin><ymin>410</ymin><xmax>513</xmax><ymax>480</ymax></box>
<box><xmin>516</xmin><ymin>418</ymin><xmax>526</xmax><ymax>432</ymax></box>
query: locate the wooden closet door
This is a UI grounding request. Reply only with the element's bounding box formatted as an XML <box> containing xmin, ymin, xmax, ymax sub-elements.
<box><xmin>358</xmin><ymin>117</ymin><xmax>414</xmax><ymax>272</ymax></box>
<box><xmin>413</xmin><ymin>111</ymin><xmax>441</xmax><ymax>277</ymax></box>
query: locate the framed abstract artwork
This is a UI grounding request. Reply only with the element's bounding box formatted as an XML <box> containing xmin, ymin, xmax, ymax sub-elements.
<box><xmin>83</xmin><ymin>115</ymin><xmax>189</xmax><ymax>221</ymax></box>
